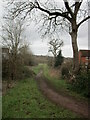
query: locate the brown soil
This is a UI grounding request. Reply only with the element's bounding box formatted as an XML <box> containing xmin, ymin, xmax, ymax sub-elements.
<box><xmin>35</xmin><ymin>71</ymin><xmax>89</xmax><ymax>118</ymax></box>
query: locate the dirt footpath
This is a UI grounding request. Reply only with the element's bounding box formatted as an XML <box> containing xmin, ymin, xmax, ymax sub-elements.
<box><xmin>35</xmin><ymin>72</ymin><xmax>89</xmax><ymax>118</ymax></box>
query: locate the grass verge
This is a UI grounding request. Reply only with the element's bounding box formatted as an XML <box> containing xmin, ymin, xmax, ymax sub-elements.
<box><xmin>2</xmin><ymin>78</ymin><xmax>79</xmax><ymax>118</ymax></box>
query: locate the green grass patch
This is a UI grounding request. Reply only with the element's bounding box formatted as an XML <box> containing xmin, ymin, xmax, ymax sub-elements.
<box><xmin>3</xmin><ymin>78</ymin><xmax>79</xmax><ymax>118</ymax></box>
<box><xmin>32</xmin><ymin>64</ymin><xmax>44</xmax><ymax>74</ymax></box>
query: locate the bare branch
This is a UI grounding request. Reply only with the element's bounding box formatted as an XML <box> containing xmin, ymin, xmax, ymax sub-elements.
<box><xmin>63</xmin><ymin>0</ymin><xmax>74</xmax><ymax>18</ymax></box>
<box><xmin>31</xmin><ymin>1</ymin><xmax>71</xmax><ymax>22</ymax></box>
<box><xmin>74</xmin><ymin>2</ymin><xmax>82</xmax><ymax>15</ymax></box>
<box><xmin>77</xmin><ymin>16</ymin><xmax>90</xmax><ymax>28</ymax></box>
<box><xmin>48</xmin><ymin>39</ymin><xmax>63</xmax><ymax>58</ymax></box>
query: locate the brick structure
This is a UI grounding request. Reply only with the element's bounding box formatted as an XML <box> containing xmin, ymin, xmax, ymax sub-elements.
<box><xmin>79</xmin><ymin>50</ymin><xmax>90</xmax><ymax>68</ymax></box>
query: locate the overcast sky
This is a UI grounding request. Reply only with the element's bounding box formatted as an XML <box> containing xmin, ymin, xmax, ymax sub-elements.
<box><xmin>0</xmin><ymin>0</ymin><xmax>89</xmax><ymax>58</ymax></box>
<box><xmin>24</xmin><ymin>20</ymin><xmax>88</xmax><ymax>57</ymax></box>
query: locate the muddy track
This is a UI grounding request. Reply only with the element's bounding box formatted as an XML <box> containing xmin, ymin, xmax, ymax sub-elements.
<box><xmin>35</xmin><ymin>71</ymin><xmax>89</xmax><ymax>118</ymax></box>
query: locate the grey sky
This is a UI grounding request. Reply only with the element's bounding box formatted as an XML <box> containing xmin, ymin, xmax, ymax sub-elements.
<box><xmin>25</xmin><ymin>20</ymin><xmax>88</xmax><ymax>57</ymax></box>
<box><xmin>0</xmin><ymin>0</ymin><xmax>89</xmax><ymax>57</ymax></box>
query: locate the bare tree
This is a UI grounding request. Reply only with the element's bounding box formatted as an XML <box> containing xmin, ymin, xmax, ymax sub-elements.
<box><xmin>48</xmin><ymin>39</ymin><xmax>63</xmax><ymax>59</ymax></box>
<box><xmin>8</xmin><ymin>0</ymin><xmax>90</xmax><ymax>73</ymax></box>
<box><xmin>48</xmin><ymin>39</ymin><xmax>63</xmax><ymax>67</ymax></box>
<box><xmin>1</xmin><ymin>18</ymin><xmax>25</xmax><ymax>80</ymax></box>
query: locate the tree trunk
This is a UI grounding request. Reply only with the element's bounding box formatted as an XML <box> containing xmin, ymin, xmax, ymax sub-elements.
<box><xmin>70</xmin><ymin>31</ymin><xmax>79</xmax><ymax>74</ymax></box>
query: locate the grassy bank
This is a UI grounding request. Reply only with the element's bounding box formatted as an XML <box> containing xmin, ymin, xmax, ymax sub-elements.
<box><xmin>2</xmin><ymin>78</ymin><xmax>78</xmax><ymax>118</ymax></box>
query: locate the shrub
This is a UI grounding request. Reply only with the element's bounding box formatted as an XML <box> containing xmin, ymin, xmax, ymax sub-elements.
<box><xmin>54</xmin><ymin>50</ymin><xmax>64</xmax><ymax>67</ymax></box>
<box><xmin>60</xmin><ymin>59</ymin><xmax>73</xmax><ymax>79</ymax></box>
<box><xmin>2</xmin><ymin>59</ymin><xmax>9</xmax><ymax>80</ymax></box>
<box><xmin>2</xmin><ymin>57</ymin><xmax>34</xmax><ymax>80</ymax></box>
<box><xmin>61</xmin><ymin>66</ymin><xmax>69</xmax><ymax>79</ymax></box>
<box><xmin>16</xmin><ymin>66</ymin><xmax>35</xmax><ymax>80</ymax></box>
<box><xmin>22</xmin><ymin>66</ymin><xmax>35</xmax><ymax>78</ymax></box>
<box><xmin>68</xmin><ymin>71</ymin><xmax>90</xmax><ymax>97</ymax></box>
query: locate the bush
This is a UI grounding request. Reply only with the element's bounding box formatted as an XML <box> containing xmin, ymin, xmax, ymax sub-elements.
<box><xmin>2</xmin><ymin>57</ymin><xmax>34</xmax><ymax>80</ymax></box>
<box><xmin>54</xmin><ymin>50</ymin><xmax>64</xmax><ymax>67</ymax></box>
<box><xmin>22</xmin><ymin>66</ymin><xmax>35</xmax><ymax>78</ymax></box>
<box><xmin>60</xmin><ymin>60</ymin><xmax>73</xmax><ymax>79</ymax></box>
<box><xmin>61</xmin><ymin>66</ymin><xmax>69</xmax><ymax>79</ymax></box>
<box><xmin>68</xmin><ymin>71</ymin><xmax>90</xmax><ymax>97</ymax></box>
<box><xmin>2</xmin><ymin>59</ymin><xmax>10</xmax><ymax>80</ymax></box>
<box><xmin>15</xmin><ymin>66</ymin><xmax>35</xmax><ymax>80</ymax></box>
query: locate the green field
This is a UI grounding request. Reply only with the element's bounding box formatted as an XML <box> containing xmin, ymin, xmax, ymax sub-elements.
<box><xmin>3</xmin><ymin>78</ymin><xmax>78</xmax><ymax>118</ymax></box>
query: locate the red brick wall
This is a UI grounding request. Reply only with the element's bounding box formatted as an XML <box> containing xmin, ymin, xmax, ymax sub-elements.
<box><xmin>79</xmin><ymin>51</ymin><xmax>90</xmax><ymax>65</ymax></box>
<box><xmin>81</xmin><ymin>57</ymin><xmax>87</xmax><ymax>63</ymax></box>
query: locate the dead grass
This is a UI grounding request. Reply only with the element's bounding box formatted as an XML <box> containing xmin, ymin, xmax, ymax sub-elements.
<box><xmin>49</xmin><ymin>68</ymin><xmax>61</xmax><ymax>79</ymax></box>
<box><xmin>2</xmin><ymin>80</ymin><xmax>16</xmax><ymax>95</ymax></box>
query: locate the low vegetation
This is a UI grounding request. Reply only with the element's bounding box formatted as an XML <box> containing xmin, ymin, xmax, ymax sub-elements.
<box><xmin>33</xmin><ymin>64</ymin><xmax>88</xmax><ymax>100</ymax></box>
<box><xmin>68</xmin><ymin>70</ymin><xmax>90</xmax><ymax>98</ymax></box>
<box><xmin>3</xmin><ymin>78</ymin><xmax>78</xmax><ymax>118</ymax></box>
